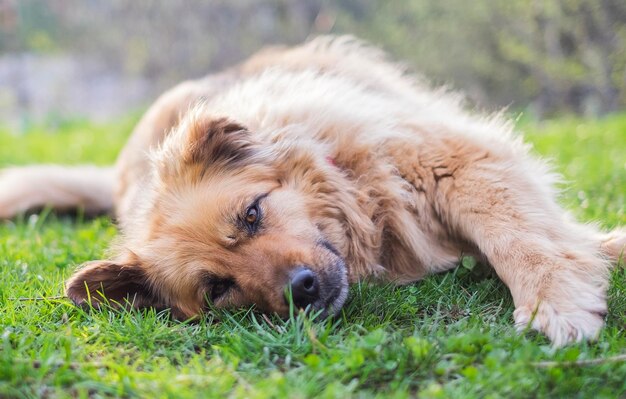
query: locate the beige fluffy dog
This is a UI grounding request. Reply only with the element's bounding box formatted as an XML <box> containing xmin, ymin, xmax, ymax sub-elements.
<box><xmin>1</xmin><ymin>36</ymin><xmax>624</xmax><ymax>346</ymax></box>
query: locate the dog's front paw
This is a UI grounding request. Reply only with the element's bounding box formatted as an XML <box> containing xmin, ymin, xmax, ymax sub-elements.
<box><xmin>513</xmin><ymin>296</ymin><xmax>606</xmax><ymax>347</ymax></box>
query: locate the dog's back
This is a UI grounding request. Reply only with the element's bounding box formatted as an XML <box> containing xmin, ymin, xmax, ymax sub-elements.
<box><xmin>0</xmin><ymin>36</ymin><xmax>451</xmax><ymax>219</ymax></box>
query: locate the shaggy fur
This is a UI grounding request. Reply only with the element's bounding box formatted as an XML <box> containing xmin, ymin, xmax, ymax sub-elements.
<box><xmin>1</xmin><ymin>36</ymin><xmax>624</xmax><ymax>346</ymax></box>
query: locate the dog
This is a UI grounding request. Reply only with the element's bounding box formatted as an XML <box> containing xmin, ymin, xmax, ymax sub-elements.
<box><xmin>1</xmin><ymin>36</ymin><xmax>624</xmax><ymax>346</ymax></box>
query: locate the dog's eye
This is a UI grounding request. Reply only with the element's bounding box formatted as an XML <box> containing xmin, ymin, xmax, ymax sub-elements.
<box><xmin>241</xmin><ymin>193</ymin><xmax>268</xmax><ymax>234</ymax></box>
<box><xmin>245</xmin><ymin>205</ymin><xmax>259</xmax><ymax>227</ymax></box>
<box><xmin>210</xmin><ymin>278</ymin><xmax>235</xmax><ymax>303</ymax></box>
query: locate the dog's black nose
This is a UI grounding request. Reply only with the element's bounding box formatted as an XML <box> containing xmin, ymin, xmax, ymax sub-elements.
<box><xmin>288</xmin><ymin>267</ymin><xmax>319</xmax><ymax>309</ymax></box>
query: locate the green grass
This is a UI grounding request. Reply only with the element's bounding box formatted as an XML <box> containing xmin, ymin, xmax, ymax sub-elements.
<box><xmin>1</xmin><ymin>113</ymin><xmax>625</xmax><ymax>398</ymax></box>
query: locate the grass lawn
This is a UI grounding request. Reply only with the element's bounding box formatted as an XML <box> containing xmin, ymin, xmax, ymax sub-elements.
<box><xmin>0</xmin><ymin>113</ymin><xmax>625</xmax><ymax>398</ymax></box>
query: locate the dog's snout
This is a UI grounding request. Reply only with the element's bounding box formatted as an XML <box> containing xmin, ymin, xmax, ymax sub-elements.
<box><xmin>288</xmin><ymin>267</ymin><xmax>320</xmax><ymax>308</ymax></box>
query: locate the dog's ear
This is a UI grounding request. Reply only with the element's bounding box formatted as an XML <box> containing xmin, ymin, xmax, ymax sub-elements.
<box><xmin>183</xmin><ymin>117</ymin><xmax>256</xmax><ymax>168</ymax></box>
<box><xmin>65</xmin><ymin>260</ymin><xmax>161</xmax><ymax>310</ymax></box>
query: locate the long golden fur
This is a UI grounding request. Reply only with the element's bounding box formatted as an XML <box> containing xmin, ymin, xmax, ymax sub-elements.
<box><xmin>1</xmin><ymin>36</ymin><xmax>624</xmax><ymax>346</ymax></box>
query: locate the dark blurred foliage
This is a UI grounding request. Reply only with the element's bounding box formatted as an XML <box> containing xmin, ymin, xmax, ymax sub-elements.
<box><xmin>1</xmin><ymin>0</ymin><xmax>625</xmax><ymax>119</ymax></box>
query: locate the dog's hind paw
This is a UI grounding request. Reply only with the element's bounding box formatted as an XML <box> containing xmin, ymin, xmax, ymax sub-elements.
<box><xmin>601</xmin><ymin>228</ymin><xmax>626</xmax><ymax>263</ymax></box>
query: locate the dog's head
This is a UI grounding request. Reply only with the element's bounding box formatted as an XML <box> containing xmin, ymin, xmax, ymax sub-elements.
<box><xmin>65</xmin><ymin>111</ymin><xmax>376</xmax><ymax>320</ymax></box>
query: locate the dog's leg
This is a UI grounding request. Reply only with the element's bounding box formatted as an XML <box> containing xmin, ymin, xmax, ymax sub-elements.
<box><xmin>445</xmin><ymin>139</ymin><xmax>616</xmax><ymax>345</ymax></box>
<box><xmin>390</xmin><ymin>135</ymin><xmax>616</xmax><ymax>346</ymax></box>
<box><xmin>0</xmin><ymin>165</ymin><xmax>115</xmax><ymax>218</ymax></box>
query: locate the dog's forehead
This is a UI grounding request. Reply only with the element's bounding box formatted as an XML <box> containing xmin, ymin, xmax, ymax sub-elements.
<box><xmin>154</xmin><ymin>172</ymin><xmax>278</xmax><ymax>240</ymax></box>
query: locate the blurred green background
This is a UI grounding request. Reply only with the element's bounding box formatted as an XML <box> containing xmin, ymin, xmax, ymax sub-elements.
<box><xmin>1</xmin><ymin>0</ymin><xmax>625</xmax><ymax>131</ymax></box>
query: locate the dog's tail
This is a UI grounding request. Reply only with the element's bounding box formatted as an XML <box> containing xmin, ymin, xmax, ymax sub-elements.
<box><xmin>0</xmin><ymin>165</ymin><xmax>115</xmax><ymax>218</ymax></box>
